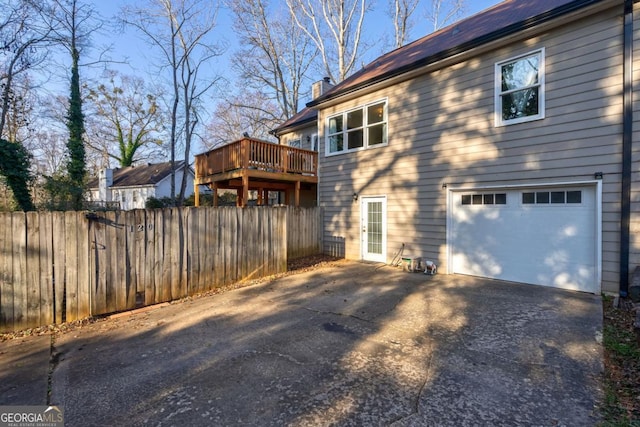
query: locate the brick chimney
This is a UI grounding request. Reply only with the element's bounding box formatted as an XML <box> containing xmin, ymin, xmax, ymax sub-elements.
<box><xmin>98</xmin><ymin>168</ymin><xmax>113</xmax><ymax>201</ymax></box>
<box><xmin>312</xmin><ymin>77</ymin><xmax>333</xmax><ymax>100</ymax></box>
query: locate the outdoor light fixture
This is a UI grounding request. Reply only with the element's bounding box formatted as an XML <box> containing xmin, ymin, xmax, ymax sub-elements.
<box><xmin>594</xmin><ymin>172</ymin><xmax>603</xmax><ymax>180</ymax></box>
<box><xmin>353</xmin><ymin>192</ymin><xmax>358</xmax><ymax>202</ymax></box>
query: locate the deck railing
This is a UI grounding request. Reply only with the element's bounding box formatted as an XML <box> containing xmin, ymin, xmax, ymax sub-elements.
<box><xmin>195</xmin><ymin>138</ymin><xmax>318</xmax><ymax>179</ymax></box>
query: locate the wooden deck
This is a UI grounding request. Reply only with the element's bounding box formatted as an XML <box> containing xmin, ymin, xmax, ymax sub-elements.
<box><xmin>194</xmin><ymin>137</ymin><xmax>318</xmax><ymax>207</ymax></box>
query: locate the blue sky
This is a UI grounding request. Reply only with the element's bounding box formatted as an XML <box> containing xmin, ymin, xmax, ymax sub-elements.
<box><xmin>88</xmin><ymin>0</ymin><xmax>503</xmax><ymax>82</ymax></box>
<box><xmin>75</xmin><ymin>0</ymin><xmax>503</xmax><ymax>155</ymax></box>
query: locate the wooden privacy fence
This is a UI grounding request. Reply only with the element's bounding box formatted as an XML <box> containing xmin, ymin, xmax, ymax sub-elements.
<box><xmin>0</xmin><ymin>206</ymin><xmax>322</xmax><ymax>333</ymax></box>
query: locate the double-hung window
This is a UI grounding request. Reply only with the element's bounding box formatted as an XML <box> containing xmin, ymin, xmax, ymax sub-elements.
<box><xmin>327</xmin><ymin>100</ymin><xmax>387</xmax><ymax>155</ymax></box>
<box><xmin>495</xmin><ymin>49</ymin><xmax>544</xmax><ymax>126</ymax></box>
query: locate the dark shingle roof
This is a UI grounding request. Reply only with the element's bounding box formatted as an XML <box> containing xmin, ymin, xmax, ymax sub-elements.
<box><xmin>308</xmin><ymin>0</ymin><xmax>603</xmax><ymax>107</ymax></box>
<box><xmin>272</xmin><ymin>107</ymin><xmax>318</xmax><ymax>136</ymax></box>
<box><xmin>87</xmin><ymin>161</ymin><xmax>188</xmax><ymax>189</ymax></box>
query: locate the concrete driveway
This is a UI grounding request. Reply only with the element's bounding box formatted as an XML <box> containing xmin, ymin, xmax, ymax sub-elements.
<box><xmin>2</xmin><ymin>260</ymin><xmax>603</xmax><ymax>426</ymax></box>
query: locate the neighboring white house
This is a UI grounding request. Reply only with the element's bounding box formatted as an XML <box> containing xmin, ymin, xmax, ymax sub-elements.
<box><xmin>86</xmin><ymin>161</ymin><xmax>195</xmax><ymax>210</ymax></box>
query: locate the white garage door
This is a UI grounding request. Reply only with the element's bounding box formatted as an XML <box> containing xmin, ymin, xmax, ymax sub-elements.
<box><xmin>450</xmin><ymin>185</ymin><xmax>599</xmax><ymax>293</ymax></box>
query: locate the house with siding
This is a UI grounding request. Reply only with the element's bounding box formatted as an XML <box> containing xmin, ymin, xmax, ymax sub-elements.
<box><xmin>273</xmin><ymin>0</ymin><xmax>638</xmax><ymax>295</ymax></box>
<box><xmin>87</xmin><ymin>161</ymin><xmax>195</xmax><ymax>210</ymax></box>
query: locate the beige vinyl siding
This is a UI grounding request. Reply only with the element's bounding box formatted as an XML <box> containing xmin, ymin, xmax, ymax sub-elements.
<box><xmin>280</xmin><ymin>124</ymin><xmax>317</xmax><ymax>151</ymax></box>
<box><xmin>319</xmin><ymin>4</ymin><xmax>623</xmax><ymax>293</ymax></box>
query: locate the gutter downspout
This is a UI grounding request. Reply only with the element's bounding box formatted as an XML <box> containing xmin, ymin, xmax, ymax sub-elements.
<box><xmin>620</xmin><ymin>0</ymin><xmax>634</xmax><ymax>297</ymax></box>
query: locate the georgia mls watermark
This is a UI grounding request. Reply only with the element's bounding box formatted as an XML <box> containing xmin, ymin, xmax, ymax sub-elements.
<box><xmin>0</xmin><ymin>406</ymin><xmax>64</xmax><ymax>427</ymax></box>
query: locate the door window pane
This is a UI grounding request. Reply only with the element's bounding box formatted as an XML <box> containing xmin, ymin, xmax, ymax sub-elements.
<box><xmin>550</xmin><ymin>191</ymin><xmax>565</xmax><ymax>203</ymax></box>
<box><xmin>536</xmin><ymin>192</ymin><xmax>549</xmax><ymax>203</ymax></box>
<box><xmin>567</xmin><ymin>191</ymin><xmax>582</xmax><ymax>203</ymax></box>
<box><xmin>368</xmin><ymin>202</ymin><xmax>383</xmax><ymax>254</ymax></box>
<box><xmin>522</xmin><ymin>192</ymin><xmax>535</xmax><ymax>204</ymax></box>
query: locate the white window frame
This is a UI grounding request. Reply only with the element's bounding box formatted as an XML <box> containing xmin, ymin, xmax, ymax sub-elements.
<box><xmin>310</xmin><ymin>134</ymin><xmax>319</xmax><ymax>152</ymax></box>
<box><xmin>325</xmin><ymin>99</ymin><xmax>388</xmax><ymax>156</ymax></box>
<box><xmin>495</xmin><ymin>48</ymin><xmax>545</xmax><ymax>127</ymax></box>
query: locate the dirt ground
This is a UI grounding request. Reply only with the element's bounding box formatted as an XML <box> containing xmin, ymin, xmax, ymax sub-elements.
<box><xmin>602</xmin><ymin>296</ymin><xmax>640</xmax><ymax>423</ymax></box>
<box><xmin>0</xmin><ymin>255</ymin><xmax>343</xmax><ymax>343</ymax></box>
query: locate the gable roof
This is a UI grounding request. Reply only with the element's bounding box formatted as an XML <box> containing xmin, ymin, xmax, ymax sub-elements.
<box><xmin>87</xmin><ymin>161</ymin><xmax>189</xmax><ymax>189</ymax></box>
<box><xmin>308</xmin><ymin>0</ymin><xmax>606</xmax><ymax>108</ymax></box>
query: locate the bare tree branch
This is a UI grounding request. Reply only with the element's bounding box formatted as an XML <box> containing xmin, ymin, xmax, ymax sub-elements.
<box><xmin>0</xmin><ymin>0</ymin><xmax>56</xmax><ymax>138</ymax></box>
<box><xmin>123</xmin><ymin>0</ymin><xmax>224</xmax><ymax>203</ymax></box>
<box><xmin>426</xmin><ymin>0</ymin><xmax>466</xmax><ymax>32</ymax></box>
<box><xmin>229</xmin><ymin>0</ymin><xmax>317</xmax><ymax>122</ymax></box>
<box><xmin>389</xmin><ymin>0</ymin><xmax>420</xmax><ymax>48</ymax></box>
<box><xmin>84</xmin><ymin>70</ymin><xmax>165</xmax><ymax>167</ymax></box>
<box><xmin>286</xmin><ymin>0</ymin><xmax>370</xmax><ymax>83</ymax></box>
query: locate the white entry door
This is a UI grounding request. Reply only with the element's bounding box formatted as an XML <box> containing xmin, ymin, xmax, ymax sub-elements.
<box><xmin>361</xmin><ymin>196</ymin><xmax>387</xmax><ymax>263</ymax></box>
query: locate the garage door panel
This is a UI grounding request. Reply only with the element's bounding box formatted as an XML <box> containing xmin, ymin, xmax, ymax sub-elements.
<box><xmin>451</xmin><ymin>186</ymin><xmax>598</xmax><ymax>293</ymax></box>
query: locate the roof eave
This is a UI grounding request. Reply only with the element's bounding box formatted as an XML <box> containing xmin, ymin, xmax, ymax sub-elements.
<box><xmin>272</xmin><ymin>115</ymin><xmax>318</xmax><ymax>137</ymax></box>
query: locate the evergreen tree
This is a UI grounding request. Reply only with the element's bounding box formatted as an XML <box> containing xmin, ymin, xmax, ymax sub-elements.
<box><xmin>0</xmin><ymin>138</ymin><xmax>35</xmax><ymax>211</ymax></box>
<box><xmin>65</xmin><ymin>30</ymin><xmax>86</xmax><ymax>210</ymax></box>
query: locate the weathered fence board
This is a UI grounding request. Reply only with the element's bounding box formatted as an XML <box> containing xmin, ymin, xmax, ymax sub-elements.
<box><xmin>39</xmin><ymin>213</ymin><xmax>54</xmax><ymax>326</ymax></box>
<box><xmin>0</xmin><ymin>206</ymin><xmax>322</xmax><ymax>332</ymax></box>
<box><xmin>287</xmin><ymin>207</ymin><xmax>322</xmax><ymax>259</ymax></box>
<box><xmin>26</xmin><ymin>212</ymin><xmax>40</xmax><ymax>329</ymax></box>
<box><xmin>1</xmin><ymin>214</ymin><xmax>13</xmax><ymax>331</ymax></box>
<box><xmin>77</xmin><ymin>213</ymin><xmax>90</xmax><ymax>321</ymax></box>
<box><xmin>63</xmin><ymin>212</ymin><xmax>78</xmax><ymax>322</ymax></box>
<box><xmin>52</xmin><ymin>212</ymin><xmax>65</xmax><ymax>323</ymax></box>
<box><xmin>13</xmin><ymin>213</ymin><xmax>27</xmax><ymax>328</ymax></box>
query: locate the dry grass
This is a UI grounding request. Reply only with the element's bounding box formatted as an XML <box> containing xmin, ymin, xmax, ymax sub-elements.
<box><xmin>601</xmin><ymin>296</ymin><xmax>640</xmax><ymax>426</ymax></box>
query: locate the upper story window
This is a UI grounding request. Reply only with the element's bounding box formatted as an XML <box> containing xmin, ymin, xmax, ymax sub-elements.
<box><xmin>327</xmin><ymin>100</ymin><xmax>387</xmax><ymax>155</ymax></box>
<box><xmin>495</xmin><ymin>49</ymin><xmax>544</xmax><ymax>126</ymax></box>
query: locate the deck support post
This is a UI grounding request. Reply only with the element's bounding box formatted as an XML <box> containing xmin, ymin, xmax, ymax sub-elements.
<box><xmin>242</xmin><ymin>173</ymin><xmax>249</xmax><ymax>208</ymax></box>
<box><xmin>257</xmin><ymin>187</ymin><xmax>264</xmax><ymax>206</ymax></box>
